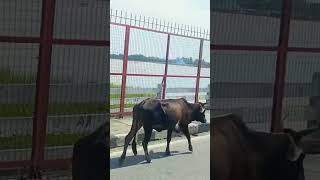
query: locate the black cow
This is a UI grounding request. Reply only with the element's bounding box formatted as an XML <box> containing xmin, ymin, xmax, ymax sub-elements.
<box><xmin>119</xmin><ymin>98</ymin><xmax>207</xmax><ymax>164</ymax></box>
<box><xmin>72</xmin><ymin>122</ymin><xmax>108</xmax><ymax>180</ymax></box>
<box><xmin>212</xmin><ymin>113</ymin><xmax>318</xmax><ymax>180</ymax></box>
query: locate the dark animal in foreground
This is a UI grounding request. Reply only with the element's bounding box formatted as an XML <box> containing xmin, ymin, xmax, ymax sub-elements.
<box><xmin>72</xmin><ymin>122</ymin><xmax>108</xmax><ymax>180</ymax></box>
<box><xmin>212</xmin><ymin>113</ymin><xmax>319</xmax><ymax>180</ymax></box>
<box><xmin>119</xmin><ymin>98</ymin><xmax>207</xmax><ymax>164</ymax></box>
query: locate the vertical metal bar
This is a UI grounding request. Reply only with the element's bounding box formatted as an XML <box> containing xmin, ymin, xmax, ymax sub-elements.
<box><xmin>173</xmin><ymin>22</ymin><xmax>177</xmax><ymax>33</ymax></box>
<box><xmin>162</xmin><ymin>34</ymin><xmax>171</xmax><ymax>99</ymax></box>
<box><xmin>119</xmin><ymin>26</ymin><xmax>130</xmax><ymax>117</ymax></box>
<box><xmin>271</xmin><ymin>0</ymin><xmax>292</xmax><ymax>133</ymax></box>
<box><xmin>187</xmin><ymin>25</ymin><xmax>190</xmax><ymax>36</ymax></box>
<box><xmin>120</xmin><ymin>11</ymin><xmax>122</xmax><ymax>24</ymax></box>
<box><xmin>182</xmin><ymin>24</ymin><xmax>185</xmax><ymax>35</ymax></box>
<box><xmin>31</xmin><ymin>0</ymin><xmax>55</xmax><ymax>176</ymax></box>
<box><xmin>134</xmin><ymin>14</ymin><xmax>137</xmax><ymax>26</ymax></box>
<box><xmin>195</xmin><ymin>39</ymin><xmax>204</xmax><ymax>103</ymax></box>
<box><xmin>152</xmin><ymin>17</ymin><xmax>154</xmax><ymax>29</ymax></box>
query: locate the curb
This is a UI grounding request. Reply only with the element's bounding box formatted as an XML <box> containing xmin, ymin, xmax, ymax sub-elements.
<box><xmin>110</xmin><ymin>122</ymin><xmax>210</xmax><ymax>148</ymax></box>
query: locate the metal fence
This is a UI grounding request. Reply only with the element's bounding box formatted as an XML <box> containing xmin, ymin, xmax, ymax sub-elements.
<box><xmin>110</xmin><ymin>9</ymin><xmax>210</xmax><ymax>117</ymax></box>
<box><xmin>0</xmin><ymin>0</ymin><xmax>109</xmax><ymax>177</ymax></box>
<box><xmin>211</xmin><ymin>0</ymin><xmax>320</xmax><ymax>133</ymax></box>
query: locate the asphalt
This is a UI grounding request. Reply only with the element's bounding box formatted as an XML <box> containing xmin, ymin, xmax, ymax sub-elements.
<box><xmin>305</xmin><ymin>155</ymin><xmax>320</xmax><ymax>180</ymax></box>
<box><xmin>109</xmin><ymin>130</ymin><xmax>320</xmax><ymax>180</ymax></box>
<box><xmin>110</xmin><ymin>132</ymin><xmax>210</xmax><ymax>180</ymax></box>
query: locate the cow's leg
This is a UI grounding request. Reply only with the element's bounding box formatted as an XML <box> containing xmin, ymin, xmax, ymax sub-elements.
<box><xmin>142</xmin><ymin>127</ymin><xmax>152</xmax><ymax>163</ymax></box>
<box><xmin>119</xmin><ymin>121</ymin><xmax>141</xmax><ymax>165</ymax></box>
<box><xmin>165</xmin><ymin>129</ymin><xmax>173</xmax><ymax>155</ymax></box>
<box><xmin>131</xmin><ymin>122</ymin><xmax>142</xmax><ymax>156</ymax></box>
<box><xmin>181</xmin><ymin>125</ymin><xmax>193</xmax><ymax>152</ymax></box>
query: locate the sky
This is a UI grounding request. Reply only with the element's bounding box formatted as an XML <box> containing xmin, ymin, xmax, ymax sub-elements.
<box><xmin>110</xmin><ymin>0</ymin><xmax>210</xmax><ymax>30</ymax></box>
<box><xmin>110</xmin><ymin>0</ymin><xmax>210</xmax><ymax>60</ymax></box>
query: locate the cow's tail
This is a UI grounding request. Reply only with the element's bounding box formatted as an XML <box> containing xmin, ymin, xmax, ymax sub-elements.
<box><xmin>131</xmin><ymin>104</ymin><xmax>140</xmax><ymax>156</ymax></box>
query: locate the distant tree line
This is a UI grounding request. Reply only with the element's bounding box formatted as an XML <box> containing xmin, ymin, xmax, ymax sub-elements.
<box><xmin>238</xmin><ymin>0</ymin><xmax>282</xmax><ymax>11</ymax></box>
<box><xmin>219</xmin><ymin>0</ymin><xmax>320</xmax><ymax>20</ymax></box>
<box><xmin>110</xmin><ymin>54</ymin><xmax>210</xmax><ymax>68</ymax></box>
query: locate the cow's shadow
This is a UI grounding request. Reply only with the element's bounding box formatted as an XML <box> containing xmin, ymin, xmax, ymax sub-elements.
<box><xmin>110</xmin><ymin>150</ymin><xmax>192</xmax><ymax>169</ymax></box>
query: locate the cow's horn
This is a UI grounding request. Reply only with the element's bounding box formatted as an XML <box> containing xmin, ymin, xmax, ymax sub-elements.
<box><xmin>298</xmin><ymin>128</ymin><xmax>319</xmax><ymax>137</ymax></box>
<box><xmin>199</xmin><ymin>102</ymin><xmax>207</xmax><ymax>106</ymax></box>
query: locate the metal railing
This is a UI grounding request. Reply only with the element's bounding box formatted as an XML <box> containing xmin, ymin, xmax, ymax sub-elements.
<box><xmin>110</xmin><ymin>9</ymin><xmax>210</xmax><ymax>117</ymax></box>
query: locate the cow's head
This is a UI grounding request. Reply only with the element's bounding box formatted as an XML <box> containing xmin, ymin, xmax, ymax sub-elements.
<box><xmin>283</xmin><ymin>128</ymin><xmax>319</xmax><ymax>180</ymax></box>
<box><xmin>192</xmin><ymin>102</ymin><xmax>207</xmax><ymax>123</ymax></box>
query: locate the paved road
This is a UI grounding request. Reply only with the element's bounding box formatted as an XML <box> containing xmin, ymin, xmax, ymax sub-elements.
<box><xmin>305</xmin><ymin>155</ymin><xmax>320</xmax><ymax>180</ymax></box>
<box><xmin>110</xmin><ymin>133</ymin><xmax>210</xmax><ymax>180</ymax></box>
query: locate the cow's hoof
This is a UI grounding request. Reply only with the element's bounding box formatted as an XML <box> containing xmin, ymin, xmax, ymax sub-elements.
<box><xmin>119</xmin><ymin>156</ymin><xmax>125</xmax><ymax>165</ymax></box>
<box><xmin>133</xmin><ymin>150</ymin><xmax>137</xmax><ymax>156</ymax></box>
<box><xmin>146</xmin><ymin>159</ymin><xmax>152</xmax><ymax>163</ymax></box>
<box><xmin>165</xmin><ymin>151</ymin><xmax>171</xmax><ymax>156</ymax></box>
<box><xmin>174</xmin><ymin>124</ymin><xmax>181</xmax><ymax>133</ymax></box>
<box><xmin>189</xmin><ymin>146</ymin><xmax>193</xmax><ymax>152</ymax></box>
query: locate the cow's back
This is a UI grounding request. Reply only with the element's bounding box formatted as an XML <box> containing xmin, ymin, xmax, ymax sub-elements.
<box><xmin>136</xmin><ymin>98</ymin><xmax>163</xmax><ymax>124</ymax></box>
<box><xmin>160</xmin><ymin>98</ymin><xmax>189</xmax><ymax>121</ymax></box>
<box><xmin>135</xmin><ymin>98</ymin><xmax>192</xmax><ymax>129</ymax></box>
<box><xmin>212</xmin><ymin>114</ymin><xmax>295</xmax><ymax>180</ymax></box>
<box><xmin>212</xmin><ymin>114</ymin><xmax>249</xmax><ymax>180</ymax></box>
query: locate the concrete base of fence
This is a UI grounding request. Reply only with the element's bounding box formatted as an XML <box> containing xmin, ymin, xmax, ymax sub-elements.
<box><xmin>110</xmin><ymin>122</ymin><xmax>210</xmax><ymax>148</ymax></box>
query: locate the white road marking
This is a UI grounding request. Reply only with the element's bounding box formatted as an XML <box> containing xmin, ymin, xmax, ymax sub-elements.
<box><xmin>110</xmin><ymin>134</ymin><xmax>210</xmax><ymax>158</ymax></box>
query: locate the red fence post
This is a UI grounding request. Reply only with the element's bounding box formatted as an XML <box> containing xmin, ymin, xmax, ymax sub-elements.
<box><xmin>162</xmin><ymin>34</ymin><xmax>170</xmax><ymax>99</ymax></box>
<box><xmin>31</xmin><ymin>0</ymin><xmax>55</xmax><ymax>177</ymax></box>
<box><xmin>195</xmin><ymin>39</ymin><xmax>204</xmax><ymax>103</ymax></box>
<box><xmin>271</xmin><ymin>0</ymin><xmax>292</xmax><ymax>132</ymax></box>
<box><xmin>119</xmin><ymin>26</ymin><xmax>130</xmax><ymax>118</ymax></box>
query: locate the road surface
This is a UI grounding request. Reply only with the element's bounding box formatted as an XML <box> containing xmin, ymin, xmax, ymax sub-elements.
<box><xmin>305</xmin><ymin>155</ymin><xmax>320</xmax><ymax>180</ymax></box>
<box><xmin>110</xmin><ymin>131</ymin><xmax>320</xmax><ymax>180</ymax></box>
<box><xmin>110</xmin><ymin>133</ymin><xmax>210</xmax><ymax>180</ymax></box>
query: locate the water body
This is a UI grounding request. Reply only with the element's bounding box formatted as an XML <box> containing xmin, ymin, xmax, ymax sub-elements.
<box><xmin>110</xmin><ymin>59</ymin><xmax>210</xmax><ymax>88</ymax></box>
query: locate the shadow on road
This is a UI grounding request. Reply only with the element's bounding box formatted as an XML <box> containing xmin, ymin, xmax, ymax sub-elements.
<box><xmin>110</xmin><ymin>150</ymin><xmax>192</xmax><ymax>169</ymax></box>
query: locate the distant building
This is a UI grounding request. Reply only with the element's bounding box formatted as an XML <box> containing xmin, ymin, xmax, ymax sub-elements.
<box><xmin>175</xmin><ymin>58</ymin><xmax>186</xmax><ymax>65</ymax></box>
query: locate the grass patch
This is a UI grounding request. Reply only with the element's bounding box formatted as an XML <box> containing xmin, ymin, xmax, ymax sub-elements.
<box><xmin>0</xmin><ymin>69</ymin><xmax>73</xmax><ymax>84</ymax></box>
<box><xmin>110</xmin><ymin>83</ymin><xmax>121</xmax><ymax>88</ymax></box>
<box><xmin>0</xmin><ymin>69</ymin><xmax>36</xmax><ymax>84</ymax></box>
<box><xmin>0</xmin><ymin>133</ymin><xmax>85</xmax><ymax>150</ymax></box>
<box><xmin>0</xmin><ymin>103</ymin><xmax>106</xmax><ymax>117</ymax></box>
<box><xmin>0</xmin><ymin>103</ymin><xmax>137</xmax><ymax>117</ymax></box>
<box><xmin>110</xmin><ymin>93</ymin><xmax>156</xmax><ymax>99</ymax></box>
<box><xmin>110</xmin><ymin>103</ymin><xmax>135</xmax><ymax>109</ymax></box>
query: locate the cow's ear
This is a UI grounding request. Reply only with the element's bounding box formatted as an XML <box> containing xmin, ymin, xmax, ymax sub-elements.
<box><xmin>286</xmin><ymin>134</ymin><xmax>303</xmax><ymax>161</ymax></box>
